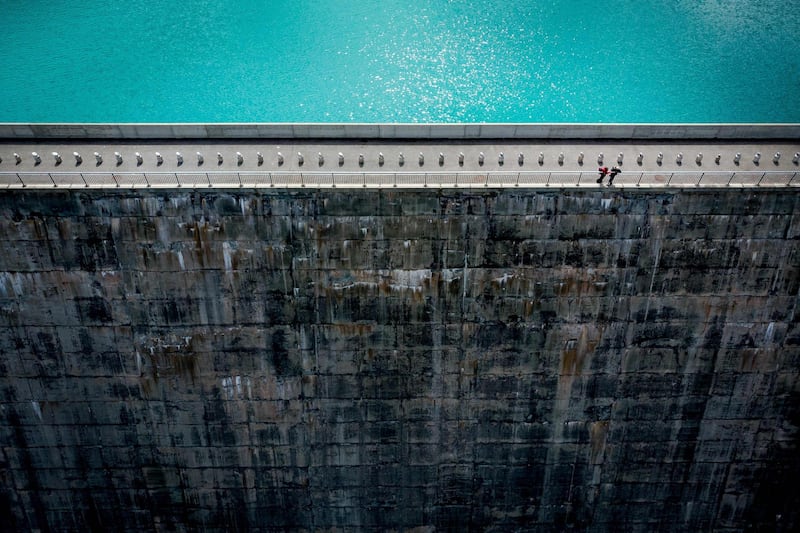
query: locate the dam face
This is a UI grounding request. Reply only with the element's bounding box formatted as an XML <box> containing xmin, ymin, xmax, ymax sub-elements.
<box><xmin>1</xmin><ymin>188</ymin><xmax>799</xmax><ymax>532</ymax></box>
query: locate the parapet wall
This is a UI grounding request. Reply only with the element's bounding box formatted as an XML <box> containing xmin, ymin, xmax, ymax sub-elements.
<box><xmin>1</xmin><ymin>188</ymin><xmax>799</xmax><ymax>531</ymax></box>
<box><xmin>1</xmin><ymin>122</ymin><xmax>799</xmax><ymax>140</ymax></box>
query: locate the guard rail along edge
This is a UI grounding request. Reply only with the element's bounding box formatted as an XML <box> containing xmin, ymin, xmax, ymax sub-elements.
<box><xmin>0</xmin><ymin>170</ymin><xmax>798</xmax><ymax>189</ymax></box>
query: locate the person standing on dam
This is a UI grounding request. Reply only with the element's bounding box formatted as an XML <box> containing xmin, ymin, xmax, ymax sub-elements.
<box><xmin>608</xmin><ymin>166</ymin><xmax>621</xmax><ymax>185</ymax></box>
<box><xmin>596</xmin><ymin>166</ymin><xmax>609</xmax><ymax>184</ymax></box>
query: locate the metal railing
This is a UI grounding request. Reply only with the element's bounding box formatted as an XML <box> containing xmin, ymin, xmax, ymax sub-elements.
<box><xmin>0</xmin><ymin>170</ymin><xmax>797</xmax><ymax>189</ymax></box>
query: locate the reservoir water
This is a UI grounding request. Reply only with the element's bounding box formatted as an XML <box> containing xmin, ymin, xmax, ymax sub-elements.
<box><xmin>1</xmin><ymin>0</ymin><xmax>798</xmax><ymax>123</ymax></box>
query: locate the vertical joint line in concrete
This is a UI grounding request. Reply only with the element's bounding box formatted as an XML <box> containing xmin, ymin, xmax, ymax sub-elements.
<box><xmin>643</xmin><ymin>233</ymin><xmax>662</xmax><ymax>323</ymax></box>
<box><xmin>462</xmin><ymin>253</ymin><xmax>468</xmax><ymax>314</ymax></box>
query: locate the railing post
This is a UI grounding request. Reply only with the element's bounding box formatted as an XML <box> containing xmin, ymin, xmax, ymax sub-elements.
<box><xmin>636</xmin><ymin>172</ymin><xmax>643</xmax><ymax>187</ymax></box>
<box><xmin>576</xmin><ymin>172</ymin><xmax>581</xmax><ymax>187</ymax></box>
<box><xmin>17</xmin><ymin>173</ymin><xmax>25</xmax><ymax>188</ymax></box>
<box><xmin>81</xmin><ymin>173</ymin><xmax>89</xmax><ymax>188</ymax></box>
<box><xmin>300</xmin><ymin>173</ymin><xmax>305</xmax><ymax>188</ymax></box>
<box><xmin>726</xmin><ymin>172</ymin><xmax>735</xmax><ymax>186</ymax></box>
<box><xmin>424</xmin><ymin>173</ymin><xmax>427</xmax><ymax>188</ymax></box>
<box><xmin>112</xmin><ymin>174</ymin><xmax>120</xmax><ymax>188</ymax></box>
<box><xmin>788</xmin><ymin>172</ymin><xmax>798</xmax><ymax>186</ymax></box>
<box><xmin>666</xmin><ymin>173</ymin><xmax>674</xmax><ymax>186</ymax></box>
<box><xmin>546</xmin><ymin>172</ymin><xmax>551</xmax><ymax>187</ymax></box>
<box><xmin>48</xmin><ymin>173</ymin><xmax>57</xmax><ymax>188</ymax></box>
<box><xmin>515</xmin><ymin>172</ymin><xmax>520</xmax><ymax>187</ymax></box>
<box><xmin>393</xmin><ymin>173</ymin><xmax>397</xmax><ymax>188</ymax></box>
<box><xmin>756</xmin><ymin>172</ymin><xmax>766</xmax><ymax>186</ymax></box>
<box><xmin>697</xmin><ymin>172</ymin><xmax>704</xmax><ymax>187</ymax></box>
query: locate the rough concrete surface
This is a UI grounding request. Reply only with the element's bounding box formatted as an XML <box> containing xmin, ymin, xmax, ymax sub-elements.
<box><xmin>1</xmin><ymin>188</ymin><xmax>799</xmax><ymax>532</ymax></box>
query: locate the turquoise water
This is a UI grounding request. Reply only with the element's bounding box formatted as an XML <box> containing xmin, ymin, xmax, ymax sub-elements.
<box><xmin>1</xmin><ymin>0</ymin><xmax>798</xmax><ymax>123</ymax></box>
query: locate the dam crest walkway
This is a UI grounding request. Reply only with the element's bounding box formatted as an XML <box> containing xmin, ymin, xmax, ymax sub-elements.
<box><xmin>1</xmin><ymin>140</ymin><xmax>798</xmax><ymax>189</ymax></box>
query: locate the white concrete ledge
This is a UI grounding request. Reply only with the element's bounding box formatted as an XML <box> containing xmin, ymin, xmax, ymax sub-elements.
<box><xmin>1</xmin><ymin>123</ymin><xmax>798</xmax><ymax>140</ymax></box>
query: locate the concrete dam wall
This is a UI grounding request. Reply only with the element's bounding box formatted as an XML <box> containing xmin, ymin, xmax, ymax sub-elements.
<box><xmin>1</xmin><ymin>188</ymin><xmax>799</xmax><ymax>532</ymax></box>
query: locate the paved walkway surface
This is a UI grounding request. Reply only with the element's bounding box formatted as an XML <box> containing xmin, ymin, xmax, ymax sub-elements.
<box><xmin>1</xmin><ymin>140</ymin><xmax>798</xmax><ymax>188</ymax></box>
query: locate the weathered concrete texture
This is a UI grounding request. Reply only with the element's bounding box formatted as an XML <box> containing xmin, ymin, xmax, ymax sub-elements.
<box><xmin>1</xmin><ymin>189</ymin><xmax>799</xmax><ymax>532</ymax></box>
<box><xmin>1</xmin><ymin>122</ymin><xmax>799</xmax><ymax>140</ymax></box>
